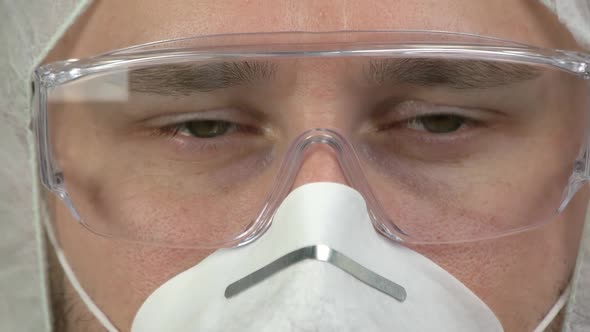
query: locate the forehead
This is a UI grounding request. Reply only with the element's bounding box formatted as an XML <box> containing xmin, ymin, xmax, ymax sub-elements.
<box><xmin>53</xmin><ymin>0</ymin><xmax>577</xmax><ymax>60</ymax></box>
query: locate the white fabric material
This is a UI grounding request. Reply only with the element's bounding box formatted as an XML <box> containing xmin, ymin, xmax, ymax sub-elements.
<box><xmin>131</xmin><ymin>183</ymin><xmax>504</xmax><ymax>332</ymax></box>
<box><xmin>540</xmin><ymin>0</ymin><xmax>590</xmax><ymax>49</ymax></box>
<box><xmin>0</xmin><ymin>1</ymin><xmax>92</xmax><ymax>331</ymax></box>
<box><xmin>534</xmin><ymin>284</ymin><xmax>572</xmax><ymax>332</ymax></box>
<box><xmin>539</xmin><ymin>2</ymin><xmax>590</xmax><ymax>331</ymax></box>
<box><xmin>43</xmin><ymin>212</ymin><xmax>119</xmax><ymax>331</ymax></box>
<box><xmin>0</xmin><ymin>1</ymin><xmax>588</xmax><ymax>331</ymax></box>
<box><xmin>563</xmin><ymin>208</ymin><xmax>590</xmax><ymax>332</ymax></box>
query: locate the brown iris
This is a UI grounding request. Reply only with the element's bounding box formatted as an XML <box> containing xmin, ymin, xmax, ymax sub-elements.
<box><xmin>418</xmin><ymin>115</ymin><xmax>464</xmax><ymax>133</ymax></box>
<box><xmin>185</xmin><ymin>120</ymin><xmax>231</xmax><ymax>138</ymax></box>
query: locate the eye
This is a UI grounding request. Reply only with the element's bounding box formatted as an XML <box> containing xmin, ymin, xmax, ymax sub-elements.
<box><xmin>406</xmin><ymin>114</ymin><xmax>466</xmax><ymax>134</ymax></box>
<box><xmin>177</xmin><ymin>120</ymin><xmax>233</xmax><ymax>138</ymax></box>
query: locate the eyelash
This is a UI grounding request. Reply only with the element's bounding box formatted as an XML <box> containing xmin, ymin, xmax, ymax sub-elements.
<box><xmin>408</xmin><ymin>114</ymin><xmax>473</xmax><ymax>130</ymax></box>
<box><xmin>150</xmin><ymin>122</ymin><xmax>226</xmax><ymax>151</ymax></box>
<box><xmin>381</xmin><ymin>98</ymin><xmax>491</xmax><ymax>132</ymax></box>
<box><xmin>147</xmin><ymin>104</ymin><xmax>483</xmax><ymax>153</ymax></box>
<box><xmin>152</xmin><ymin>119</ymin><xmax>269</xmax><ymax>155</ymax></box>
<box><xmin>379</xmin><ymin>113</ymin><xmax>475</xmax><ymax>129</ymax></box>
<box><xmin>371</xmin><ymin>114</ymin><xmax>487</xmax><ymax>149</ymax></box>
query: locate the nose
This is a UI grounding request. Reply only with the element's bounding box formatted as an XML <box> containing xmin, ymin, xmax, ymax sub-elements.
<box><xmin>291</xmin><ymin>143</ymin><xmax>350</xmax><ymax>189</ymax></box>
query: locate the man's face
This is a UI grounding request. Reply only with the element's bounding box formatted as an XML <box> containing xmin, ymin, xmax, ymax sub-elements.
<box><xmin>47</xmin><ymin>0</ymin><xmax>589</xmax><ymax>331</ymax></box>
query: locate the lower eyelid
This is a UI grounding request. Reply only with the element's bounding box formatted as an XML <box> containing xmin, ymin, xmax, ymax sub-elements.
<box><xmin>170</xmin><ymin>123</ymin><xmax>265</xmax><ymax>149</ymax></box>
<box><xmin>373</xmin><ymin>119</ymin><xmax>480</xmax><ymax>143</ymax></box>
<box><xmin>166</xmin><ymin>130</ymin><xmax>233</xmax><ymax>153</ymax></box>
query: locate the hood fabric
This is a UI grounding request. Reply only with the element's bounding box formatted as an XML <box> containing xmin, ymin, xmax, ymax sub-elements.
<box><xmin>0</xmin><ymin>2</ymin><xmax>92</xmax><ymax>331</ymax></box>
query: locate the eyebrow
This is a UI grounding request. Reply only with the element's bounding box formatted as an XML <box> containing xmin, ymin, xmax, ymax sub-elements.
<box><xmin>126</xmin><ymin>58</ymin><xmax>542</xmax><ymax>96</ymax></box>
<box><xmin>128</xmin><ymin>61</ymin><xmax>276</xmax><ymax>95</ymax></box>
<box><xmin>365</xmin><ymin>58</ymin><xmax>542</xmax><ymax>89</ymax></box>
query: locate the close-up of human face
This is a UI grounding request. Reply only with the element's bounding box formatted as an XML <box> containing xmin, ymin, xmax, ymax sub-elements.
<box><xmin>38</xmin><ymin>0</ymin><xmax>590</xmax><ymax>331</ymax></box>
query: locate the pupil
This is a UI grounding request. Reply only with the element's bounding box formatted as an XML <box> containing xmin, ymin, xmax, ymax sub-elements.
<box><xmin>422</xmin><ymin>115</ymin><xmax>463</xmax><ymax>133</ymax></box>
<box><xmin>186</xmin><ymin>120</ymin><xmax>231</xmax><ymax>138</ymax></box>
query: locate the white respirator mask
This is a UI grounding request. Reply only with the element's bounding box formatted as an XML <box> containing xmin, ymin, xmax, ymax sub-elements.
<box><xmin>49</xmin><ymin>181</ymin><xmax>571</xmax><ymax>331</ymax></box>
<box><xmin>126</xmin><ymin>182</ymin><xmax>553</xmax><ymax>332</ymax></box>
<box><xmin>48</xmin><ymin>182</ymin><xmax>573</xmax><ymax>331</ymax></box>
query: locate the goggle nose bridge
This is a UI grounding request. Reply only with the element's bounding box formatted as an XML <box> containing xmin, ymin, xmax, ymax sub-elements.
<box><xmin>236</xmin><ymin>128</ymin><xmax>408</xmax><ymax>248</ymax></box>
<box><xmin>292</xmin><ymin>128</ymin><xmax>362</xmax><ymax>193</ymax></box>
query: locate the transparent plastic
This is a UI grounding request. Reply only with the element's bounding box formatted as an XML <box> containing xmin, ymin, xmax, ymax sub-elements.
<box><xmin>32</xmin><ymin>31</ymin><xmax>590</xmax><ymax>247</ymax></box>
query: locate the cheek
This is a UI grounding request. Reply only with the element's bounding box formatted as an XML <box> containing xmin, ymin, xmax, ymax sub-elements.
<box><xmin>51</xmin><ymin>194</ymin><xmax>216</xmax><ymax>330</ymax></box>
<box><xmin>117</xmin><ymin>247</ymin><xmax>213</xmax><ymax>301</ymax></box>
<box><xmin>411</xmin><ymin>185</ymin><xmax>588</xmax><ymax>330</ymax></box>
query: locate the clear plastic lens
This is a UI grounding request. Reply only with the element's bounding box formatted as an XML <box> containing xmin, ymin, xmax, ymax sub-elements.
<box><xmin>35</xmin><ymin>32</ymin><xmax>590</xmax><ymax>247</ymax></box>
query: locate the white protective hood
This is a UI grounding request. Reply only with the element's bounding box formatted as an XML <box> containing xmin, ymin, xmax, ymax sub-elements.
<box><xmin>0</xmin><ymin>1</ymin><xmax>588</xmax><ymax>331</ymax></box>
<box><xmin>0</xmin><ymin>1</ymin><xmax>92</xmax><ymax>331</ymax></box>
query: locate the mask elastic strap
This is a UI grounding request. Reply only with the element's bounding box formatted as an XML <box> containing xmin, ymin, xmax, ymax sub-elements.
<box><xmin>43</xmin><ymin>216</ymin><xmax>119</xmax><ymax>332</ymax></box>
<box><xmin>533</xmin><ymin>284</ymin><xmax>572</xmax><ymax>332</ymax></box>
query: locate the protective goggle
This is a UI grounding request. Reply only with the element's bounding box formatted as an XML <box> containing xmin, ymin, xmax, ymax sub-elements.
<box><xmin>33</xmin><ymin>31</ymin><xmax>590</xmax><ymax>248</ymax></box>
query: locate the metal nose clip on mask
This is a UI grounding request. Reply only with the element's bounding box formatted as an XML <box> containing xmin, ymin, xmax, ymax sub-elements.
<box><xmin>130</xmin><ymin>182</ymin><xmax>504</xmax><ymax>332</ymax></box>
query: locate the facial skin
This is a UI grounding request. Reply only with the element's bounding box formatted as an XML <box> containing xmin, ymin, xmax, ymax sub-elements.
<box><xmin>45</xmin><ymin>0</ymin><xmax>589</xmax><ymax>331</ymax></box>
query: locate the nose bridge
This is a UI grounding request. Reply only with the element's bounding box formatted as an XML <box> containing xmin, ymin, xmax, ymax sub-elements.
<box><xmin>292</xmin><ymin>139</ymin><xmax>350</xmax><ymax>188</ymax></box>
